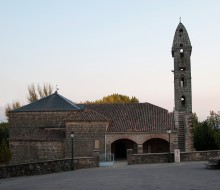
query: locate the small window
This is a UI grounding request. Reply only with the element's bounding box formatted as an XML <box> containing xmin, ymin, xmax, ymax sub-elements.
<box><xmin>181</xmin><ymin>96</ymin><xmax>186</xmax><ymax>107</ymax></box>
<box><xmin>180</xmin><ymin>43</ymin><xmax>183</xmax><ymax>47</ymax></box>
<box><xmin>180</xmin><ymin>67</ymin><xmax>186</xmax><ymax>71</ymax></box>
<box><xmin>179</xmin><ymin>28</ymin><xmax>183</xmax><ymax>32</ymax></box>
<box><xmin>180</xmin><ymin>49</ymin><xmax>184</xmax><ymax>57</ymax></box>
<box><xmin>180</xmin><ymin>77</ymin><xmax>185</xmax><ymax>87</ymax></box>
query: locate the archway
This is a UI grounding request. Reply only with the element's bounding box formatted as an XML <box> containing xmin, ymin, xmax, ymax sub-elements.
<box><xmin>111</xmin><ymin>139</ymin><xmax>136</xmax><ymax>160</ymax></box>
<box><xmin>143</xmin><ymin>138</ymin><xmax>169</xmax><ymax>153</ymax></box>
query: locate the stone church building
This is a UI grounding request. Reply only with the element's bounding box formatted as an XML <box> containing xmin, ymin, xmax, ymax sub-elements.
<box><xmin>9</xmin><ymin>22</ymin><xmax>194</xmax><ymax>164</ymax></box>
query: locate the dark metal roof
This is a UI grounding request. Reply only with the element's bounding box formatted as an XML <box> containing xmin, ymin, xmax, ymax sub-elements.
<box><xmin>11</xmin><ymin>91</ymin><xmax>84</xmax><ymax>112</ymax></box>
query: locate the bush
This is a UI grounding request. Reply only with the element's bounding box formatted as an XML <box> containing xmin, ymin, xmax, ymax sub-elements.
<box><xmin>0</xmin><ymin>139</ymin><xmax>12</xmax><ymax>165</ymax></box>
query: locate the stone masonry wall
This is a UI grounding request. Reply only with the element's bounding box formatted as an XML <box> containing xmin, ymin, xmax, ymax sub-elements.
<box><xmin>66</xmin><ymin>121</ymin><xmax>108</xmax><ymax>157</ymax></box>
<box><xmin>9</xmin><ymin>141</ymin><xmax>65</xmax><ymax>164</ymax></box>
<box><xmin>0</xmin><ymin>157</ymin><xmax>99</xmax><ymax>179</ymax></box>
<box><xmin>127</xmin><ymin>149</ymin><xmax>220</xmax><ymax>165</ymax></box>
<box><xmin>9</xmin><ymin>111</ymin><xmax>77</xmax><ymax>137</ymax></box>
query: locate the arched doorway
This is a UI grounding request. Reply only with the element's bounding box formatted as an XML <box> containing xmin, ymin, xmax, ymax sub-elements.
<box><xmin>111</xmin><ymin>139</ymin><xmax>136</xmax><ymax>160</ymax></box>
<box><xmin>143</xmin><ymin>138</ymin><xmax>169</xmax><ymax>153</ymax></box>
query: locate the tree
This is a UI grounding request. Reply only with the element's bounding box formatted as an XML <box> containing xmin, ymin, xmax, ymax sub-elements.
<box><xmin>27</xmin><ymin>83</ymin><xmax>53</xmax><ymax>103</ymax></box>
<box><xmin>193</xmin><ymin>111</ymin><xmax>220</xmax><ymax>151</ymax></box>
<box><xmin>0</xmin><ymin>139</ymin><xmax>12</xmax><ymax>165</ymax></box>
<box><xmin>0</xmin><ymin>122</ymin><xmax>9</xmax><ymax>144</ymax></box>
<box><xmin>206</xmin><ymin>111</ymin><xmax>220</xmax><ymax>129</ymax></box>
<box><xmin>193</xmin><ymin>121</ymin><xmax>218</xmax><ymax>151</ymax></box>
<box><xmin>86</xmin><ymin>93</ymin><xmax>139</xmax><ymax>104</ymax></box>
<box><xmin>5</xmin><ymin>101</ymin><xmax>21</xmax><ymax>119</ymax></box>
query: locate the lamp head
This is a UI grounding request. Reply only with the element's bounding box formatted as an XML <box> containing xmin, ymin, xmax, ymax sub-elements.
<box><xmin>71</xmin><ymin>131</ymin><xmax>74</xmax><ymax>138</ymax></box>
<box><xmin>167</xmin><ymin>129</ymin><xmax>171</xmax><ymax>134</ymax></box>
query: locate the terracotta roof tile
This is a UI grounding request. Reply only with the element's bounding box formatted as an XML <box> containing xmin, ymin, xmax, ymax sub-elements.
<box><xmin>66</xmin><ymin>109</ymin><xmax>110</xmax><ymax>122</ymax></box>
<box><xmin>85</xmin><ymin>103</ymin><xmax>174</xmax><ymax>132</ymax></box>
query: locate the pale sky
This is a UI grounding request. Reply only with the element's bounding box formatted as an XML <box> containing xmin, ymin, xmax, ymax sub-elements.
<box><xmin>0</xmin><ymin>0</ymin><xmax>220</xmax><ymax>121</ymax></box>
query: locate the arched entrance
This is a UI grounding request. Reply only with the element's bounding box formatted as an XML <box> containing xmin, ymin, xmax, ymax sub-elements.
<box><xmin>143</xmin><ymin>138</ymin><xmax>169</xmax><ymax>153</ymax></box>
<box><xmin>111</xmin><ymin>139</ymin><xmax>136</xmax><ymax>160</ymax></box>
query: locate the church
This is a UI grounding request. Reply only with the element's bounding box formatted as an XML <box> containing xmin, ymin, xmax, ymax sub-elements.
<box><xmin>9</xmin><ymin>22</ymin><xmax>194</xmax><ymax>164</ymax></box>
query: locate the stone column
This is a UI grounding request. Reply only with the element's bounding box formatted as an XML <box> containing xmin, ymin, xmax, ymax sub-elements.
<box><xmin>127</xmin><ymin>149</ymin><xmax>133</xmax><ymax>165</ymax></box>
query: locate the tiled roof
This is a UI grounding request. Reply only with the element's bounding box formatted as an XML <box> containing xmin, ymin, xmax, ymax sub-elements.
<box><xmin>66</xmin><ymin>109</ymin><xmax>110</xmax><ymax>122</ymax></box>
<box><xmin>85</xmin><ymin>103</ymin><xmax>174</xmax><ymax>132</ymax></box>
<box><xmin>10</xmin><ymin>128</ymin><xmax>65</xmax><ymax>142</ymax></box>
<box><xmin>11</xmin><ymin>91</ymin><xmax>84</xmax><ymax>112</ymax></box>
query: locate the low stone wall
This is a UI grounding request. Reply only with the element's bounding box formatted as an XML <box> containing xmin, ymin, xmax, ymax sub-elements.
<box><xmin>181</xmin><ymin>150</ymin><xmax>220</xmax><ymax>161</ymax></box>
<box><xmin>127</xmin><ymin>149</ymin><xmax>220</xmax><ymax>165</ymax></box>
<box><xmin>0</xmin><ymin>157</ymin><xmax>98</xmax><ymax>179</ymax></box>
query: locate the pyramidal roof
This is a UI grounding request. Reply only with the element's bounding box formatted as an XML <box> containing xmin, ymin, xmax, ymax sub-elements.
<box><xmin>11</xmin><ymin>91</ymin><xmax>84</xmax><ymax>112</ymax></box>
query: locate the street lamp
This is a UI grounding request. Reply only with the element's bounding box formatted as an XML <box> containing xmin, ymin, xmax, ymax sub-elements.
<box><xmin>167</xmin><ymin>129</ymin><xmax>171</xmax><ymax>163</ymax></box>
<box><xmin>71</xmin><ymin>131</ymin><xmax>74</xmax><ymax>170</ymax></box>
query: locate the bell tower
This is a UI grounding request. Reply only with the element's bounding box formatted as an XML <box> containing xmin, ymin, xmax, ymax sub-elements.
<box><xmin>172</xmin><ymin>22</ymin><xmax>192</xmax><ymax>113</ymax></box>
<box><xmin>172</xmin><ymin>22</ymin><xmax>194</xmax><ymax>151</ymax></box>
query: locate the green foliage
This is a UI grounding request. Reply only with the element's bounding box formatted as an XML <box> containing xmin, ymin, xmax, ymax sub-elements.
<box><xmin>193</xmin><ymin>111</ymin><xmax>220</xmax><ymax>151</ymax></box>
<box><xmin>193</xmin><ymin>121</ymin><xmax>218</xmax><ymax>151</ymax></box>
<box><xmin>206</xmin><ymin>111</ymin><xmax>220</xmax><ymax>129</ymax></box>
<box><xmin>86</xmin><ymin>93</ymin><xmax>139</xmax><ymax>104</ymax></box>
<box><xmin>0</xmin><ymin>122</ymin><xmax>9</xmax><ymax>143</ymax></box>
<box><xmin>0</xmin><ymin>139</ymin><xmax>12</xmax><ymax>165</ymax></box>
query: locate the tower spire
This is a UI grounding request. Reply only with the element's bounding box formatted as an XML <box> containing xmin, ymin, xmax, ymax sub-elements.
<box><xmin>172</xmin><ymin>22</ymin><xmax>192</xmax><ymax>113</ymax></box>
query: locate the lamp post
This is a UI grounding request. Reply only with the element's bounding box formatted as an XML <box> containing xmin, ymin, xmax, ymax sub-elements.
<box><xmin>71</xmin><ymin>131</ymin><xmax>74</xmax><ymax>170</ymax></box>
<box><xmin>167</xmin><ymin>129</ymin><xmax>171</xmax><ymax>163</ymax></box>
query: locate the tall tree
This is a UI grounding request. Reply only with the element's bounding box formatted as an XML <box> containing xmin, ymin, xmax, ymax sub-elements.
<box><xmin>27</xmin><ymin>83</ymin><xmax>54</xmax><ymax>103</ymax></box>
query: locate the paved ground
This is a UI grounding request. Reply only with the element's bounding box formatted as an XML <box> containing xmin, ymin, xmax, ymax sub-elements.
<box><xmin>0</xmin><ymin>161</ymin><xmax>220</xmax><ymax>190</ymax></box>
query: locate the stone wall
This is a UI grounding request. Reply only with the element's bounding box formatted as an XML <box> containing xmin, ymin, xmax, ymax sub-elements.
<box><xmin>10</xmin><ymin>141</ymin><xmax>65</xmax><ymax>164</ymax></box>
<box><xmin>66</xmin><ymin>121</ymin><xmax>108</xmax><ymax>157</ymax></box>
<box><xmin>0</xmin><ymin>157</ymin><xmax>98</xmax><ymax>179</ymax></box>
<box><xmin>127</xmin><ymin>149</ymin><xmax>220</xmax><ymax>165</ymax></box>
<box><xmin>9</xmin><ymin>111</ymin><xmax>77</xmax><ymax>137</ymax></box>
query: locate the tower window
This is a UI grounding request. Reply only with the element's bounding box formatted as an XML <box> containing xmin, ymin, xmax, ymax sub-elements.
<box><xmin>180</xmin><ymin>49</ymin><xmax>184</xmax><ymax>57</ymax></box>
<box><xmin>181</xmin><ymin>96</ymin><xmax>186</xmax><ymax>107</ymax></box>
<box><xmin>179</xmin><ymin>29</ymin><xmax>183</xmax><ymax>32</ymax></box>
<box><xmin>180</xmin><ymin>67</ymin><xmax>186</xmax><ymax>71</ymax></box>
<box><xmin>180</xmin><ymin>43</ymin><xmax>183</xmax><ymax>47</ymax></box>
<box><xmin>180</xmin><ymin>77</ymin><xmax>185</xmax><ymax>87</ymax></box>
